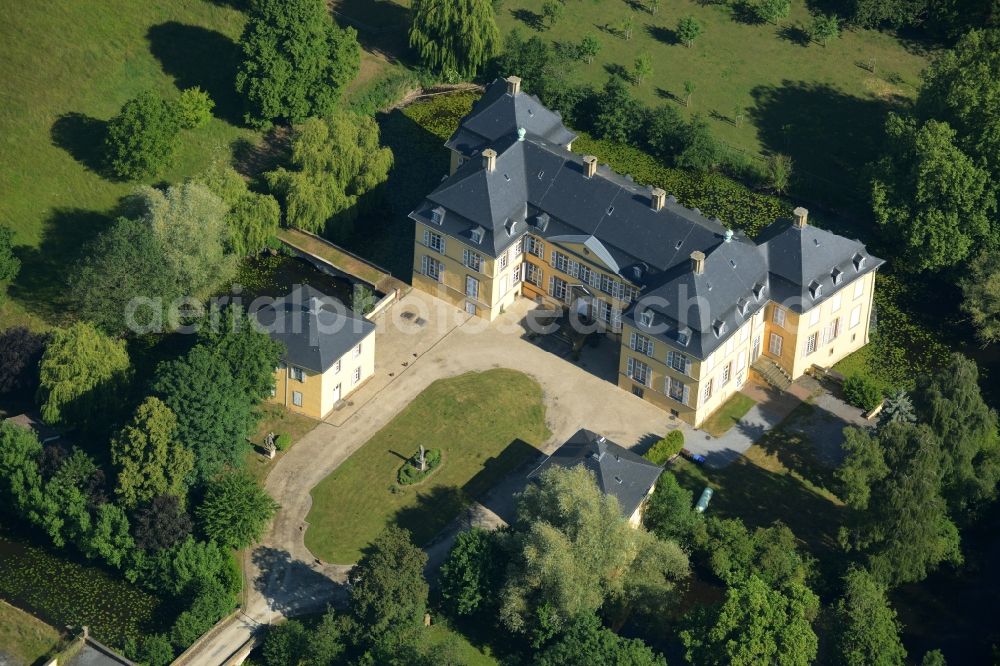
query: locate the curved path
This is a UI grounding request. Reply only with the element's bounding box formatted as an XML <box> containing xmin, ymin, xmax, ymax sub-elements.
<box><xmin>181</xmin><ymin>292</ymin><xmax>674</xmax><ymax>664</ymax></box>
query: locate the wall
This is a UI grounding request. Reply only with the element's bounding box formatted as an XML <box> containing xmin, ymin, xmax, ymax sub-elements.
<box><xmin>413</xmin><ymin>221</ymin><xmax>500</xmax><ymax>318</ymax></box>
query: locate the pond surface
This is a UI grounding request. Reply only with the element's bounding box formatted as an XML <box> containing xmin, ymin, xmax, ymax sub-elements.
<box><xmin>0</xmin><ymin>534</ymin><xmax>169</xmax><ymax>648</ymax></box>
<box><xmin>234</xmin><ymin>254</ymin><xmax>357</xmax><ymax>307</ymax></box>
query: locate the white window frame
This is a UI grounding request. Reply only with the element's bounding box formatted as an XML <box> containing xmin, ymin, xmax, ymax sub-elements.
<box><xmin>549</xmin><ymin>276</ymin><xmax>568</xmax><ymax>302</ymax></box>
<box><xmin>334</xmin><ymin>359</ymin><xmax>342</xmax><ymax>374</ymax></box>
<box><xmin>721</xmin><ymin>361</ymin><xmax>732</xmax><ymax>386</ymax></box>
<box><xmin>465</xmin><ymin>275</ymin><xmax>480</xmax><ymax>300</ymax></box>
<box><xmin>769</xmin><ymin>333</ymin><xmax>783</xmax><ymax>356</ymax></box>
<box><xmin>512</xmin><ymin>265</ymin><xmax>522</xmax><ymax>283</ymax></box>
<box><xmin>352</xmin><ymin>367</ymin><xmax>362</xmax><ymax>384</ymax></box>
<box><xmin>703</xmin><ymin>378</ymin><xmax>714</xmax><ymax>402</ymax></box>
<box><xmin>804</xmin><ymin>332</ymin><xmax>818</xmax><ymax>357</ymax></box>
<box><xmin>666</xmin><ymin>351</ymin><xmax>690</xmax><ymax>376</ymax></box>
<box><xmin>524</xmin><ymin>262</ymin><xmax>543</xmax><ymax>287</ymax></box>
<box><xmin>630</xmin><ymin>332</ymin><xmax>654</xmax><ymax>357</ymax></box>
<box><xmin>463</xmin><ymin>249</ymin><xmax>483</xmax><ymax>272</ymax></box>
<box><xmin>353</xmin><ymin>343</ymin><xmax>362</xmax><ymax>358</ymax></box>
<box><xmin>289</xmin><ymin>366</ymin><xmax>305</xmax><ymax>382</ymax></box>
<box><xmin>423</xmin><ymin>229</ymin><xmax>445</xmax><ymax>253</ymax></box>
<box><xmin>626</xmin><ymin>357</ymin><xmax>652</xmax><ymax>387</ymax></box>
<box><xmin>525</xmin><ymin>236</ymin><xmax>544</xmax><ymax>258</ymax></box>
<box><xmin>772</xmin><ymin>306</ymin><xmax>786</xmax><ymax>328</ymax></box>
<box><xmin>666</xmin><ymin>377</ymin><xmax>689</xmax><ymax>405</ymax></box>
<box><xmin>421</xmin><ymin>255</ymin><xmax>444</xmax><ymax>282</ymax></box>
<box><xmin>850</xmin><ymin>305</ymin><xmax>862</xmax><ymax>329</ymax></box>
<box><xmin>292</xmin><ymin>391</ymin><xmax>303</xmax><ymax>407</ymax></box>
<box><xmin>499</xmin><ymin>251</ymin><xmax>508</xmax><ymax>271</ymax></box>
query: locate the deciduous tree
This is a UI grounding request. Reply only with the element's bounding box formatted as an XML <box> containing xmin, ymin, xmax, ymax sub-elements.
<box><xmin>831</xmin><ymin>568</ymin><xmax>907</xmax><ymax>666</ymax></box>
<box><xmin>236</xmin><ymin>0</ymin><xmax>360</xmax><ymax>127</ymax></box>
<box><xmin>266</xmin><ymin>112</ymin><xmax>393</xmax><ymax>240</ymax></box>
<box><xmin>578</xmin><ymin>34</ymin><xmax>602</xmax><ymax>64</ymax></box>
<box><xmin>112</xmin><ymin>397</ymin><xmax>194</xmax><ymax>508</ymax></box>
<box><xmin>196</xmin><ymin>471</ymin><xmax>279</xmax><ymax>550</ymax></box>
<box><xmin>537</xmin><ymin>613</ymin><xmax>666</xmax><ymax>666</ymax></box>
<box><xmin>104</xmin><ymin>92</ymin><xmax>180</xmax><ymax>180</ymax></box>
<box><xmin>194</xmin><ymin>165</ymin><xmax>280</xmax><ymax>257</ymax></box>
<box><xmin>152</xmin><ymin>345</ymin><xmax>255</xmax><ymax>483</ymax></box>
<box><xmin>36</xmin><ymin>322</ymin><xmax>130</xmax><ymax>427</ymax></box>
<box><xmin>677</xmin><ymin>15</ymin><xmax>703</xmax><ymax>47</ymax></box>
<box><xmin>681</xmin><ymin>575</ymin><xmax>819</xmax><ymax>666</ymax></box>
<box><xmin>348</xmin><ymin>525</ymin><xmax>429</xmax><ymax>649</ymax></box>
<box><xmin>755</xmin><ymin>0</ymin><xmax>792</xmax><ymax>25</ymax></box>
<box><xmin>871</xmin><ymin>114</ymin><xmax>995</xmax><ymax>271</ymax></box>
<box><xmin>643</xmin><ymin>472</ymin><xmax>700</xmax><ymax>545</ymax></box>
<box><xmin>0</xmin><ymin>225</ymin><xmax>20</xmax><ymax>305</ymax></box>
<box><xmin>912</xmin><ymin>353</ymin><xmax>1000</xmax><ymax>515</ymax></box>
<box><xmin>961</xmin><ymin>249</ymin><xmax>1000</xmax><ymax>346</ymax></box>
<box><xmin>593</xmin><ymin>76</ymin><xmax>646</xmax><ymax>143</ymax></box>
<box><xmin>197</xmin><ymin>306</ymin><xmax>284</xmax><ymax>404</ymax></box>
<box><xmin>439</xmin><ymin>527</ymin><xmax>505</xmax><ymax>617</ymax></box>
<box><xmin>409</xmin><ymin>0</ymin><xmax>501</xmax><ymax>77</ymax></box>
<box><xmin>132</xmin><ymin>494</ymin><xmax>193</xmax><ymax>552</ymax></box>
<box><xmin>84</xmin><ymin>503</ymin><xmax>135</xmax><ymax>568</ymax></box>
<box><xmin>809</xmin><ymin>14</ymin><xmax>840</xmax><ymax>46</ymax></box>
<box><xmin>633</xmin><ymin>53</ymin><xmax>653</xmax><ymax>86</ymax></box>
<box><xmin>173</xmin><ymin>87</ymin><xmax>215</xmax><ymax>129</ymax></box>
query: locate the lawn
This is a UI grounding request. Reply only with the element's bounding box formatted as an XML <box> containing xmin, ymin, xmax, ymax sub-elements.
<box><xmin>0</xmin><ymin>0</ymin><xmax>256</xmax><ymax>329</ymax></box>
<box><xmin>700</xmin><ymin>392</ymin><xmax>756</xmax><ymax>437</ymax></box>
<box><xmin>304</xmin><ymin>369</ymin><xmax>551</xmax><ymax>563</ymax></box>
<box><xmin>498</xmin><ymin>0</ymin><xmax>931</xmax><ymax>207</ymax></box>
<box><xmin>0</xmin><ymin>601</ymin><xmax>62</xmax><ymax>666</ymax></box>
<box><xmin>244</xmin><ymin>404</ymin><xmax>319</xmax><ymax>484</ymax></box>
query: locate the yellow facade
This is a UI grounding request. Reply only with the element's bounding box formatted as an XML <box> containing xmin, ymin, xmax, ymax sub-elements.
<box><xmin>269</xmin><ymin>334</ymin><xmax>376</xmax><ymax>419</ymax></box>
<box><xmin>619</xmin><ymin>270</ymin><xmax>877</xmax><ymax>427</ymax></box>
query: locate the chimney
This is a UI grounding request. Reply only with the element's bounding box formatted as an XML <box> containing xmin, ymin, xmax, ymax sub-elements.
<box><xmin>650</xmin><ymin>187</ymin><xmax>666</xmax><ymax>211</ymax></box>
<box><xmin>482</xmin><ymin>148</ymin><xmax>497</xmax><ymax>173</ymax></box>
<box><xmin>793</xmin><ymin>206</ymin><xmax>808</xmax><ymax>229</ymax></box>
<box><xmin>690</xmin><ymin>250</ymin><xmax>706</xmax><ymax>275</ymax></box>
<box><xmin>506</xmin><ymin>75</ymin><xmax>521</xmax><ymax>95</ymax></box>
<box><xmin>582</xmin><ymin>155</ymin><xmax>598</xmax><ymax>178</ymax></box>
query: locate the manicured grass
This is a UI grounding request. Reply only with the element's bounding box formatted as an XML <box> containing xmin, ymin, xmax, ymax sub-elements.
<box><xmin>0</xmin><ymin>0</ymin><xmax>256</xmax><ymax>327</ymax></box>
<box><xmin>422</xmin><ymin>622</ymin><xmax>498</xmax><ymax>666</ymax></box>
<box><xmin>244</xmin><ymin>404</ymin><xmax>319</xmax><ymax>484</ymax></box>
<box><xmin>498</xmin><ymin>0</ymin><xmax>931</xmax><ymax>206</ymax></box>
<box><xmin>305</xmin><ymin>370</ymin><xmax>550</xmax><ymax>563</ymax></box>
<box><xmin>700</xmin><ymin>392</ymin><xmax>757</xmax><ymax>437</ymax></box>
<box><xmin>0</xmin><ymin>601</ymin><xmax>62</xmax><ymax>666</ymax></box>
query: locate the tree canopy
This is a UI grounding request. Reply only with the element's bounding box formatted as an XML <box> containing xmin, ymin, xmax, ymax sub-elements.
<box><xmin>681</xmin><ymin>575</ymin><xmax>819</xmax><ymax>666</ymax></box>
<box><xmin>0</xmin><ymin>225</ymin><xmax>20</xmax><ymax>304</ymax></box>
<box><xmin>196</xmin><ymin>471</ymin><xmax>279</xmax><ymax>550</ymax></box>
<box><xmin>409</xmin><ymin>0</ymin><xmax>501</xmax><ymax>77</ymax></box>
<box><xmin>235</xmin><ymin>0</ymin><xmax>360</xmax><ymax>127</ymax></box>
<box><xmin>104</xmin><ymin>91</ymin><xmax>180</xmax><ymax>180</ymax></box>
<box><xmin>500</xmin><ymin>465</ymin><xmax>689</xmax><ymax>644</ymax></box>
<box><xmin>194</xmin><ymin>165</ymin><xmax>280</xmax><ymax>257</ymax></box>
<box><xmin>111</xmin><ymin>397</ymin><xmax>194</xmax><ymax>509</ymax></box>
<box><xmin>537</xmin><ymin>613</ymin><xmax>667</xmax><ymax>666</ymax></box>
<box><xmin>266</xmin><ymin>112</ymin><xmax>393</xmax><ymax>240</ymax></box>
<box><xmin>197</xmin><ymin>306</ymin><xmax>284</xmax><ymax>404</ymax></box>
<box><xmin>871</xmin><ymin>114</ymin><xmax>995</xmax><ymax>270</ymax></box>
<box><xmin>831</xmin><ymin>568</ymin><xmax>907</xmax><ymax>666</ymax></box>
<box><xmin>151</xmin><ymin>345</ymin><xmax>255</xmax><ymax>483</ymax></box>
<box><xmin>36</xmin><ymin>322</ymin><xmax>130</xmax><ymax>427</ymax></box>
<box><xmin>961</xmin><ymin>249</ymin><xmax>1000</xmax><ymax>346</ymax></box>
<box><xmin>0</xmin><ymin>327</ymin><xmax>48</xmax><ymax>395</ymax></box>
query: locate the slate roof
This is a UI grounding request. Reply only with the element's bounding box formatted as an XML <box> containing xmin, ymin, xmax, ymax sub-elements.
<box><xmin>252</xmin><ymin>285</ymin><xmax>375</xmax><ymax>374</ymax></box>
<box><xmin>411</xmin><ymin>77</ymin><xmax>884</xmax><ymax>359</ymax></box>
<box><xmin>757</xmin><ymin>219</ymin><xmax>885</xmax><ymax>314</ymax></box>
<box><xmin>445</xmin><ymin>78</ymin><xmax>577</xmax><ymax>157</ymax></box>
<box><xmin>528</xmin><ymin>429</ymin><xmax>663</xmax><ymax>518</ymax></box>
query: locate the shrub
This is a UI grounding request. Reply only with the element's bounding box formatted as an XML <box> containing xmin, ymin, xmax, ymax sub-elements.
<box><xmin>275</xmin><ymin>433</ymin><xmax>292</xmax><ymax>451</ymax></box>
<box><xmin>104</xmin><ymin>91</ymin><xmax>180</xmax><ymax>180</ymax></box>
<box><xmin>398</xmin><ymin>448</ymin><xmax>442</xmax><ymax>485</ymax></box>
<box><xmin>645</xmin><ymin>430</ymin><xmax>685</xmax><ymax>464</ymax></box>
<box><xmin>843</xmin><ymin>375</ymin><xmax>884</xmax><ymax>411</ymax></box>
<box><xmin>173</xmin><ymin>87</ymin><xmax>215</xmax><ymax>129</ymax></box>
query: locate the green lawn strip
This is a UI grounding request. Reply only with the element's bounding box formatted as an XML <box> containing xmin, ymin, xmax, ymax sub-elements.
<box><xmin>304</xmin><ymin>369</ymin><xmax>551</xmax><ymax>563</ymax></box>
<box><xmin>0</xmin><ymin>600</ymin><xmax>62</xmax><ymax>665</ymax></box>
<box><xmin>0</xmin><ymin>0</ymin><xmax>256</xmax><ymax>317</ymax></box>
<box><xmin>498</xmin><ymin>0</ymin><xmax>929</xmax><ymax>206</ymax></box>
<box><xmin>421</xmin><ymin>622</ymin><xmax>499</xmax><ymax>665</ymax></box>
<box><xmin>700</xmin><ymin>392</ymin><xmax>757</xmax><ymax>437</ymax></box>
<box><xmin>244</xmin><ymin>404</ymin><xmax>320</xmax><ymax>485</ymax></box>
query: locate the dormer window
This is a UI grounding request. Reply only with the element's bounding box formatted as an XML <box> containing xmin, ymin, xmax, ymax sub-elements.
<box><xmin>737</xmin><ymin>297</ymin><xmax>749</xmax><ymax>316</ymax></box>
<box><xmin>640</xmin><ymin>310</ymin><xmax>653</xmax><ymax>327</ymax></box>
<box><xmin>505</xmin><ymin>218</ymin><xmax>516</xmax><ymax>236</ymax></box>
<box><xmin>712</xmin><ymin>319</ymin><xmax>727</xmax><ymax>338</ymax></box>
<box><xmin>831</xmin><ymin>267</ymin><xmax>843</xmax><ymax>285</ymax></box>
<box><xmin>853</xmin><ymin>253</ymin><xmax>866</xmax><ymax>271</ymax></box>
<box><xmin>752</xmin><ymin>282</ymin><xmax>766</xmax><ymax>300</ymax></box>
<box><xmin>677</xmin><ymin>327</ymin><xmax>691</xmax><ymax>346</ymax></box>
<box><xmin>809</xmin><ymin>280</ymin><xmax>822</xmax><ymax>300</ymax></box>
<box><xmin>470</xmin><ymin>227</ymin><xmax>484</xmax><ymax>244</ymax></box>
<box><xmin>430</xmin><ymin>206</ymin><xmax>445</xmax><ymax>225</ymax></box>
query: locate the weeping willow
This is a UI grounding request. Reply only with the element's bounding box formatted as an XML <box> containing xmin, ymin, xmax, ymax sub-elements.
<box><xmin>409</xmin><ymin>0</ymin><xmax>501</xmax><ymax>77</ymax></box>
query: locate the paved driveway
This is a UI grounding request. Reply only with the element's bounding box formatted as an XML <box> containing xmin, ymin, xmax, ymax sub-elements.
<box><xmin>184</xmin><ymin>292</ymin><xmax>675</xmax><ymax>664</ymax></box>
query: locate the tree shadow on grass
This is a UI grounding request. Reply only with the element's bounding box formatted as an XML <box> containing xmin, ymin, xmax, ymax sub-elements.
<box><xmin>604</xmin><ymin>62</ymin><xmax>632</xmax><ymax>82</ymax></box>
<box><xmin>9</xmin><ymin>208</ymin><xmax>113</xmax><ymax>325</ymax></box>
<box><xmin>395</xmin><ymin>485</ymin><xmax>468</xmax><ymax>546</ymax></box>
<box><xmin>778</xmin><ymin>23</ymin><xmax>811</xmax><ymax>47</ymax></box>
<box><xmin>50</xmin><ymin>113</ymin><xmax>108</xmax><ymax>177</ymax></box>
<box><xmin>510</xmin><ymin>8</ymin><xmax>544</xmax><ymax>31</ymax></box>
<box><xmin>334</xmin><ymin>0</ymin><xmax>411</xmax><ymax>60</ymax></box>
<box><xmin>749</xmin><ymin>80</ymin><xmax>899</xmax><ymax>210</ymax></box>
<box><xmin>146</xmin><ymin>22</ymin><xmax>243</xmax><ymax>125</ymax></box>
<box><xmin>646</xmin><ymin>24</ymin><xmax>679</xmax><ymax>45</ymax></box>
